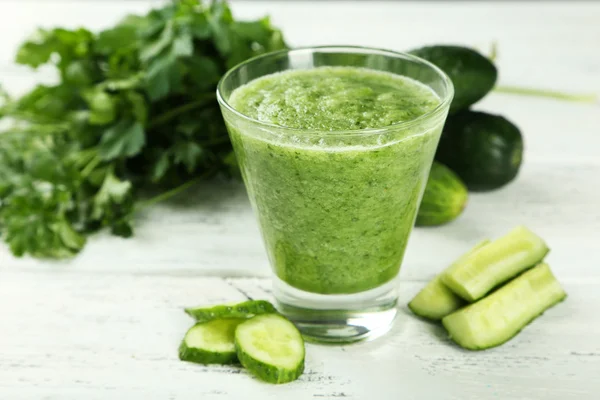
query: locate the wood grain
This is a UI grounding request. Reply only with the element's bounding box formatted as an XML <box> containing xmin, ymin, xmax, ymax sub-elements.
<box><xmin>1</xmin><ymin>270</ymin><xmax>598</xmax><ymax>399</ymax></box>
<box><xmin>0</xmin><ymin>1</ymin><xmax>599</xmax><ymax>398</ymax></box>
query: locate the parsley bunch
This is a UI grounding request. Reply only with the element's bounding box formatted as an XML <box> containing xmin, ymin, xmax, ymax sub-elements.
<box><xmin>0</xmin><ymin>0</ymin><xmax>286</xmax><ymax>259</ymax></box>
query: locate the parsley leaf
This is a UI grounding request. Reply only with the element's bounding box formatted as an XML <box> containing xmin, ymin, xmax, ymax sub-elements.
<box><xmin>99</xmin><ymin>119</ymin><xmax>146</xmax><ymax>160</ymax></box>
<box><xmin>83</xmin><ymin>88</ymin><xmax>117</xmax><ymax>125</ymax></box>
<box><xmin>0</xmin><ymin>0</ymin><xmax>287</xmax><ymax>259</ymax></box>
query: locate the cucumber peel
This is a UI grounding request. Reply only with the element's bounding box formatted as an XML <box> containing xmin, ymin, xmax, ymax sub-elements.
<box><xmin>408</xmin><ymin>240</ymin><xmax>490</xmax><ymax>320</ymax></box>
<box><xmin>409</xmin><ymin>45</ymin><xmax>497</xmax><ymax>113</ymax></box>
<box><xmin>441</xmin><ymin>226</ymin><xmax>549</xmax><ymax>301</ymax></box>
<box><xmin>435</xmin><ymin>111</ymin><xmax>523</xmax><ymax>192</ymax></box>
<box><xmin>179</xmin><ymin>318</ymin><xmax>245</xmax><ymax>364</ymax></box>
<box><xmin>442</xmin><ymin>263</ymin><xmax>566</xmax><ymax>350</ymax></box>
<box><xmin>235</xmin><ymin>314</ymin><xmax>305</xmax><ymax>384</ymax></box>
<box><xmin>408</xmin><ymin>276</ymin><xmax>465</xmax><ymax>320</ymax></box>
<box><xmin>415</xmin><ymin>161</ymin><xmax>468</xmax><ymax>227</ymax></box>
<box><xmin>185</xmin><ymin>300</ymin><xmax>276</xmax><ymax>322</ymax></box>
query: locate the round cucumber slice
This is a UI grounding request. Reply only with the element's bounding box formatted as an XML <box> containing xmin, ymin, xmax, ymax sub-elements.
<box><xmin>185</xmin><ymin>300</ymin><xmax>277</xmax><ymax>322</ymax></box>
<box><xmin>235</xmin><ymin>314</ymin><xmax>305</xmax><ymax>384</ymax></box>
<box><xmin>179</xmin><ymin>318</ymin><xmax>245</xmax><ymax>365</ymax></box>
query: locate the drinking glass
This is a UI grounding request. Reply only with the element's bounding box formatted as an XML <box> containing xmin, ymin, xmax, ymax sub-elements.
<box><xmin>217</xmin><ymin>46</ymin><xmax>453</xmax><ymax>343</ymax></box>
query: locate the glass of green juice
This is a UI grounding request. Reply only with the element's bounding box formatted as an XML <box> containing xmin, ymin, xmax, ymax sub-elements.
<box><xmin>217</xmin><ymin>46</ymin><xmax>453</xmax><ymax>343</ymax></box>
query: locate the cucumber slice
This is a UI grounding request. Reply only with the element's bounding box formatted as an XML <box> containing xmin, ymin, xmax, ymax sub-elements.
<box><xmin>179</xmin><ymin>318</ymin><xmax>244</xmax><ymax>364</ymax></box>
<box><xmin>441</xmin><ymin>226</ymin><xmax>549</xmax><ymax>301</ymax></box>
<box><xmin>442</xmin><ymin>263</ymin><xmax>566</xmax><ymax>350</ymax></box>
<box><xmin>235</xmin><ymin>314</ymin><xmax>305</xmax><ymax>384</ymax></box>
<box><xmin>408</xmin><ymin>276</ymin><xmax>465</xmax><ymax>320</ymax></box>
<box><xmin>408</xmin><ymin>240</ymin><xmax>490</xmax><ymax>320</ymax></box>
<box><xmin>185</xmin><ymin>300</ymin><xmax>276</xmax><ymax>322</ymax></box>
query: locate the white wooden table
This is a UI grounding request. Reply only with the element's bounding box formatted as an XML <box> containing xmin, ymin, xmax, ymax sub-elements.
<box><xmin>1</xmin><ymin>1</ymin><xmax>599</xmax><ymax>399</ymax></box>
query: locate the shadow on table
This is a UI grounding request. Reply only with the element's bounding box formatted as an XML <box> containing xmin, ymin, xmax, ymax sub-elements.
<box><xmin>139</xmin><ymin>177</ymin><xmax>249</xmax><ymax>211</ymax></box>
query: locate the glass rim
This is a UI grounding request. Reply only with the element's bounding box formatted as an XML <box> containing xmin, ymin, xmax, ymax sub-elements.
<box><xmin>216</xmin><ymin>45</ymin><xmax>454</xmax><ymax>137</ymax></box>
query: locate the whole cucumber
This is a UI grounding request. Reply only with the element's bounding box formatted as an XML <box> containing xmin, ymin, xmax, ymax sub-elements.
<box><xmin>409</xmin><ymin>45</ymin><xmax>497</xmax><ymax>114</ymax></box>
<box><xmin>416</xmin><ymin>161</ymin><xmax>468</xmax><ymax>226</ymax></box>
<box><xmin>435</xmin><ymin>111</ymin><xmax>523</xmax><ymax>192</ymax></box>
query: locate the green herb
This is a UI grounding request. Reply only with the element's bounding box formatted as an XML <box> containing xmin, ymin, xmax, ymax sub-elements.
<box><xmin>494</xmin><ymin>85</ymin><xmax>598</xmax><ymax>103</ymax></box>
<box><xmin>481</xmin><ymin>42</ymin><xmax>596</xmax><ymax>103</ymax></box>
<box><xmin>0</xmin><ymin>0</ymin><xmax>286</xmax><ymax>259</ymax></box>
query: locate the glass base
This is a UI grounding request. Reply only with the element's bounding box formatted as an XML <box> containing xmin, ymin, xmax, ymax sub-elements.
<box><xmin>273</xmin><ymin>278</ymin><xmax>398</xmax><ymax>344</ymax></box>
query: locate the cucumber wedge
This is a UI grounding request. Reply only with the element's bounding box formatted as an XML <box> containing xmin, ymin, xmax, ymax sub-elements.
<box><xmin>441</xmin><ymin>226</ymin><xmax>549</xmax><ymax>301</ymax></box>
<box><xmin>235</xmin><ymin>314</ymin><xmax>305</xmax><ymax>384</ymax></box>
<box><xmin>179</xmin><ymin>318</ymin><xmax>245</xmax><ymax>364</ymax></box>
<box><xmin>442</xmin><ymin>263</ymin><xmax>566</xmax><ymax>350</ymax></box>
<box><xmin>408</xmin><ymin>240</ymin><xmax>490</xmax><ymax>320</ymax></box>
<box><xmin>408</xmin><ymin>276</ymin><xmax>465</xmax><ymax>320</ymax></box>
<box><xmin>185</xmin><ymin>300</ymin><xmax>276</xmax><ymax>322</ymax></box>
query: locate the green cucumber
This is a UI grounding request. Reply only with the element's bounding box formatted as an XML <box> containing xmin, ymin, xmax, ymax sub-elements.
<box><xmin>416</xmin><ymin>161</ymin><xmax>468</xmax><ymax>227</ymax></box>
<box><xmin>185</xmin><ymin>300</ymin><xmax>277</xmax><ymax>322</ymax></box>
<box><xmin>409</xmin><ymin>45</ymin><xmax>497</xmax><ymax>113</ymax></box>
<box><xmin>408</xmin><ymin>276</ymin><xmax>465</xmax><ymax>321</ymax></box>
<box><xmin>435</xmin><ymin>111</ymin><xmax>523</xmax><ymax>192</ymax></box>
<box><xmin>408</xmin><ymin>240</ymin><xmax>490</xmax><ymax>320</ymax></box>
<box><xmin>441</xmin><ymin>225</ymin><xmax>549</xmax><ymax>302</ymax></box>
<box><xmin>179</xmin><ymin>318</ymin><xmax>245</xmax><ymax>364</ymax></box>
<box><xmin>235</xmin><ymin>314</ymin><xmax>305</xmax><ymax>384</ymax></box>
<box><xmin>442</xmin><ymin>263</ymin><xmax>566</xmax><ymax>350</ymax></box>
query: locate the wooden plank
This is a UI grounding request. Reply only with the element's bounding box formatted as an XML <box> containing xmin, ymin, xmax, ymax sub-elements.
<box><xmin>2</xmin><ymin>159</ymin><xmax>600</xmax><ymax>280</ymax></box>
<box><xmin>0</xmin><ymin>0</ymin><xmax>598</xmax><ymax>278</ymax></box>
<box><xmin>0</xmin><ymin>2</ymin><xmax>599</xmax><ymax>397</ymax></box>
<box><xmin>0</xmin><ymin>271</ymin><xmax>598</xmax><ymax>399</ymax></box>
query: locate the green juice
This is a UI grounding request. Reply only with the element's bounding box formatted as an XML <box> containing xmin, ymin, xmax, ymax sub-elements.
<box><xmin>228</xmin><ymin>67</ymin><xmax>442</xmax><ymax>295</ymax></box>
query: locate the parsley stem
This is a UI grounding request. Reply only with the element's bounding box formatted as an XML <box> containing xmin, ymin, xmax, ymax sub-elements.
<box><xmin>134</xmin><ymin>169</ymin><xmax>216</xmax><ymax>212</ymax></box>
<box><xmin>147</xmin><ymin>93</ymin><xmax>216</xmax><ymax>128</ymax></box>
<box><xmin>488</xmin><ymin>41</ymin><xmax>498</xmax><ymax>62</ymax></box>
<box><xmin>80</xmin><ymin>155</ymin><xmax>102</xmax><ymax>178</ymax></box>
<box><xmin>494</xmin><ymin>86</ymin><xmax>598</xmax><ymax>103</ymax></box>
